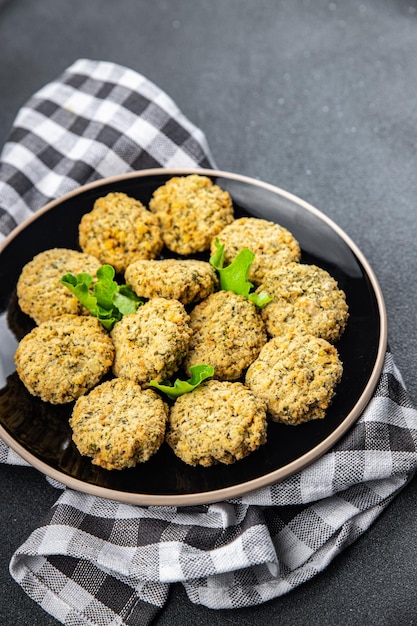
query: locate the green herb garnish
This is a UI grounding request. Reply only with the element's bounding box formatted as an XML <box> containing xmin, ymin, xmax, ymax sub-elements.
<box><xmin>209</xmin><ymin>239</ymin><xmax>272</xmax><ymax>308</ymax></box>
<box><xmin>61</xmin><ymin>264</ymin><xmax>142</xmax><ymax>330</ymax></box>
<box><xmin>149</xmin><ymin>364</ymin><xmax>214</xmax><ymax>399</ymax></box>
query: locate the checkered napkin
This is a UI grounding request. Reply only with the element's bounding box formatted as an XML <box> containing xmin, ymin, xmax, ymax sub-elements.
<box><xmin>1</xmin><ymin>60</ymin><xmax>417</xmax><ymax>626</ymax></box>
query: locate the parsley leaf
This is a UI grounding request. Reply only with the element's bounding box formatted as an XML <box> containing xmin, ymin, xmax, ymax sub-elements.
<box><xmin>209</xmin><ymin>239</ymin><xmax>272</xmax><ymax>308</ymax></box>
<box><xmin>61</xmin><ymin>264</ymin><xmax>142</xmax><ymax>330</ymax></box>
<box><xmin>149</xmin><ymin>364</ymin><xmax>214</xmax><ymax>399</ymax></box>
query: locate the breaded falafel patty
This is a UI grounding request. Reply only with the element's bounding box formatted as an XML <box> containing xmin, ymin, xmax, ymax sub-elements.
<box><xmin>211</xmin><ymin>217</ymin><xmax>301</xmax><ymax>284</ymax></box>
<box><xmin>166</xmin><ymin>379</ymin><xmax>268</xmax><ymax>466</ymax></box>
<box><xmin>148</xmin><ymin>174</ymin><xmax>234</xmax><ymax>255</ymax></box>
<box><xmin>125</xmin><ymin>258</ymin><xmax>218</xmax><ymax>305</ymax></box>
<box><xmin>16</xmin><ymin>248</ymin><xmax>101</xmax><ymax>325</ymax></box>
<box><xmin>79</xmin><ymin>192</ymin><xmax>163</xmax><ymax>274</ymax></box>
<box><xmin>245</xmin><ymin>332</ymin><xmax>343</xmax><ymax>424</ymax></box>
<box><xmin>258</xmin><ymin>262</ymin><xmax>349</xmax><ymax>342</ymax></box>
<box><xmin>183</xmin><ymin>290</ymin><xmax>267</xmax><ymax>381</ymax></box>
<box><xmin>111</xmin><ymin>297</ymin><xmax>192</xmax><ymax>386</ymax></box>
<box><xmin>70</xmin><ymin>378</ymin><xmax>168</xmax><ymax>470</ymax></box>
<box><xmin>14</xmin><ymin>314</ymin><xmax>115</xmax><ymax>404</ymax></box>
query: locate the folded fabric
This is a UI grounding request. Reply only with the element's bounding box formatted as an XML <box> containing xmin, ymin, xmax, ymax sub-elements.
<box><xmin>1</xmin><ymin>59</ymin><xmax>417</xmax><ymax>626</ymax></box>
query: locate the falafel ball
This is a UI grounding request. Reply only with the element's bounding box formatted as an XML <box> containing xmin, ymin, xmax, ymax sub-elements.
<box><xmin>258</xmin><ymin>262</ymin><xmax>349</xmax><ymax>342</ymax></box>
<box><xmin>14</xmin><ymin>314</ymin><xmax>115</xmax><ymax>404</ymax></box>
<box><xmin>79</xmin><ymin>192</ymin><xmax>163</xmax><ymax>274</ymax></box>
<box><xmin>110</xmin><ymin>297</ymin><xmax>192</xmax><ymax>386</ymax></box>
<box><xmin>124</xmin><ymin>258</ymin><xmax>218</xmax><ymax>305</ymax></box>
<box><xmin>166</xmin><ymin>379</ymin><xmax>268</xmax><ymax>466</ymax></box>
<box><xmin>148</xmin><ymin>174</ymin><xmax>234</xmax><ymax>255</ymax></box>
<box><xmin>70</xmin><ymin>378</ymin><xmax>168</xmax><ymax>470</ymax></box>
<box><xmin>183</xmin><ymin>290</ymin><xmax>267</xmax><ymax>381</ymax></box>
<box><xmin>16</xmin><ymin>248</ymin><xmax>102</xmax><ymax>325</ymax></box>
<box><xmin>245</xmin><ymin>332</ymin><xmax>343</xmax><ymax>424</ymax></box>
<box><xmin>211</xmin><ymin>217</ymin><xmax>301</xmax><ymax>284</ymax></box>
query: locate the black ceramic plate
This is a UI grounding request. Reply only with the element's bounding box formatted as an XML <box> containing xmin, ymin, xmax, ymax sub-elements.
<box><xmin>0</xmin><ymin>169</ymin><xmax>387</xmax><ymax>505</ymax></box>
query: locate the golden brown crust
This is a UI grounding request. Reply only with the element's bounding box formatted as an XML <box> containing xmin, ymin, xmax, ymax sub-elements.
<box><xmin>245</xmin><ymin>332</ymin><xmax>343</xmax><ymax>424</ymax></box>
<box><xmin>166</xmin><ymin>380</ymin><xmax>267</xmax><ymax>466</ymax></box>
<box><xmin>70</xmin><ymin>378</ymin><xmax>168</xmax><ymax>470</ymax></box>
<box><xmin>79</xmin><ymin>192</ymin><xmax>163</xmax><ymax>273</ymax></box>
<box><xmin>16</xmin><ymin>248</ymin><xmax>101</xmax><ymax>325</ymax></box>
<box><xmin>14</xmin><ymin>314</ymin><xmax>114</xmax><ymax>404</ymax></box>
<box><xmin>258</xmin><ymin>262</ymin><xmax>349</xmax><ymax>342</ymax></box>
<box><xmin>110</xmin><ymin>297</ymin><xmax>192</xmax><ymax>386</ymax></box>
<box><xmin>148</xmin><ymin>174</ymin><xmax>234</xmax><ymax>255</ymax></box>
<box><xmin>211</xmin><ymin>217</ymin><xmax>301</xmax><ymax>284</ymax></box>
<box><xmin>124</xmin><ymin>258</ymin><xmax>218</xmax><ymax>305</ymax></box>
<box><xmin>183</xmin><ymin>290</ymin><xmax>267</xmax><ymax>381</ymax></box>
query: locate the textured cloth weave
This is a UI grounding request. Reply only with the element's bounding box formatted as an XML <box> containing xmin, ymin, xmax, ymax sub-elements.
<box><xmin>1</xmin><ymin>60</ymin><xmax>416</xmax><ymax>626</ymax></box>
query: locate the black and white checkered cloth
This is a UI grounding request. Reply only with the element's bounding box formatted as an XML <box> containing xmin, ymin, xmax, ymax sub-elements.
<box><xmin>1</xmin><ymin>59</ymin><xmax>417</xmax><ymax>626</ymax></box>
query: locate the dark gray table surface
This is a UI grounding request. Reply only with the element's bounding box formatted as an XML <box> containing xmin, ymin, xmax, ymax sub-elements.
<box><xmin>1</xmin><ymin>1</ymin><xmax>416</xmax><ymax>624</ymax></box>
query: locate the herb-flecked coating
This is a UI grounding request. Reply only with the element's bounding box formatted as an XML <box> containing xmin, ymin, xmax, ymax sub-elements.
<box><xmin>211</xmin><ymin>217</ymin><xmax>301</xmax><ymax>284</ymax></box>
<box><xmin>258</xmin><ymin>262</ymin><xmax>349</xmax><ymax>342</ymax></box>
<box><xmin>183</xmin><ymin>290</ymin><xmax>267</xmax><ymax>381</ymax></box>
<box><xmin>124</xmin><ymin>259</ymin><xmax>218</xmax><ymax>305</ymax></box>
<box><xmin>14</xmin><ymin>314</ymin><xmax>114</xmax><ymax>404</ymax></box>
<box><xmin>70</xmin><ymin>378</ymin><xmax>168</xmax><ymax>470</ymax></box>
<box><xmin>245</xmin><ymin>333</ymin><xmax>343</xmax><ymax>424</ymax></box>
<box><xmin>16</xmin><ymin>248</ymin><xmax>101</xmax><ymax>325</ymax></box>
<box><xmin>148</xmin><ymin>174</ymin><xmax>234</xmax><ymax>255</ymax></box>
<box><xmin>166</xmin><ymin>380</ymin><xmax>268</xmax><ymax>466</ymax></box>
<box><xmin>79</xmin><ymin>192</ymin><xmax>163</xmax><ymax>273</ymax></box>
<box><xmin>110</xmin><ymin>297</ymin><xmax>193</xmax><ymax>387</ymax></box>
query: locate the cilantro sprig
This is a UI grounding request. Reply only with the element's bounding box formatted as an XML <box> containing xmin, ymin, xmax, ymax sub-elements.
<box><xmin>149</xmin><ymin>364</ymin><xmax>214</xmax><ymax>399</ymax></box>
<box><xmin>209</xmin><ymin>239</ymin><xmax>272</xmax><ymax>308</ymax></box>
<box><xmin>61</xmin><ymin>264</ymin><xmax>142</xmax><ymax>330</ymax></box>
